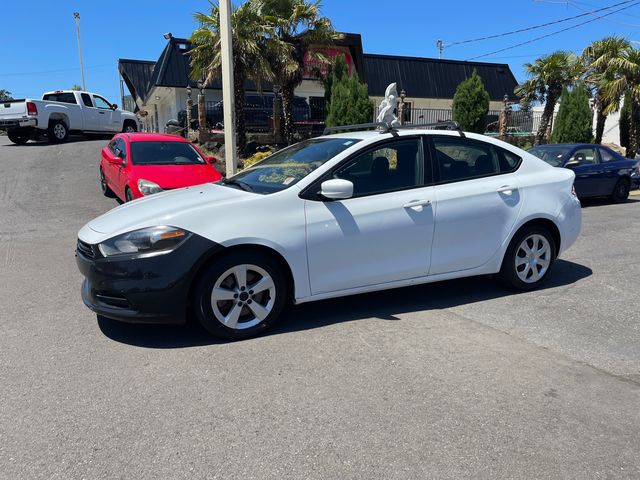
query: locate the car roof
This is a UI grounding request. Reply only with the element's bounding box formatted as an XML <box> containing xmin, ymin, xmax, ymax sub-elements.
<box><xmin>532</xmin><ymin>143</ymin><xmax>604</xmax><ymax>148</ymax></box>
<box><xmin>122</xmin><ymin>133</ymin><xmax>189</xmax><ymax>143</ymax></box>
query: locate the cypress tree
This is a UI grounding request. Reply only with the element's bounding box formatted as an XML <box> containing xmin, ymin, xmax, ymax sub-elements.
<box><xmin>551</xmin><ymin>86</ymin><xmax>593</xmax><ymax>143</ymax></box>
<box><xmin>325</xmin><ymin>68</ymin><xmax>374</xmax><ymax>127</ymax></box>
<box><xmin>452</xmin><ymin>69</ymin><xmax>490</xmax><ymax>133</ymax></box>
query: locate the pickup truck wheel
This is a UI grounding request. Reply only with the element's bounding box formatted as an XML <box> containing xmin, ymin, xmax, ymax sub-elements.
<box><xmin>100</xmin><ymin>168</ymin><xmax>116</xmax><ymax>198</ymax></box>
<box><xmin>48</xmin><ymin>120</ymin><xmax>68</xmax><ymax>143</ymax></box>
<box><xmin>122</xmin><ymin>121</ymin><xmax>137</xmax><ymax>133</ymax></box>
<box><xmin>7</xmin><ymin>131</ymin><xmax>30</xmax><ymax>145</ymax></box>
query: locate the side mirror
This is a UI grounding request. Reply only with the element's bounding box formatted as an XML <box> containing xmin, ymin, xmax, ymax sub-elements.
<box><xmin>205</xmin><ymin>156</ymin><xmax>216</xmax><ymax>165</ymax></box>
<box><xmin>320</xmin><ymin>179</ymin><xmax>353</xmax><ymax>200</ymax></box>
<box><xmin>111</xmin><ymin>103</ymin><xmax>118</xmax><ymax>110</ymax></box>
<box><xmin>565</xmin><ymin>159</ymin><xmax>580</xmax><ymax>168</ymax></box>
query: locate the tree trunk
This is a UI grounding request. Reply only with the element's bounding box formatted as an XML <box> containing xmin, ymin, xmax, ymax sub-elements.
<box><xmin>282</xmin><ymin>82</ymin><xmax>295</xmax><ymax>145</ymax></box>
<box><xmin>534</xmin><ymin>87</ymin><xmax>560</xmax><ymax>146</ymax></box>
<box><xmin>628</xmin><ymin>97</ymin><xmax>640</xmax><ymax>158</ymax></box>
<box><xmin>198</xmin><ymin>94</ymin><xmax>207</xmax><ymax>145</ymax></box>
<box><xmin>594</xmin><ymin>98</ymin><xmax>606</xmax><ymax>144</ymax></box>
<box><xmin>234</xmin><ymin>68</ymin><xmax>246</xmax><ymax>156</ymax></box>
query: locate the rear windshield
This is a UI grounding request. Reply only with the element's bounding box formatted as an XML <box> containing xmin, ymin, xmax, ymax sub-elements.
<box><xmin>221</xmin><ymin>137</ymin><xmax>360</xmax><ymax>194</ymax></box>
<box><xmin>528</xmin><ymin>146</ymin><xmax>571</xmax><ymax>167</ymax></box>
<box><xmin>43</xmin><ymin>93</ymin><xmax>77</xmax><ymax>104</ymax></box>
<box><xmin>130</xmin><ymin>141</ymin><xmax>205</xmax><ymax>166</ymax></box>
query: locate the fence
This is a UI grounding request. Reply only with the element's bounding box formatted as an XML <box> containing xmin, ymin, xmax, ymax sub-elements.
<box><xmin>375</xmin><ymin>105</ymin><xmax>543</xmax><ymax>135</ymax></box>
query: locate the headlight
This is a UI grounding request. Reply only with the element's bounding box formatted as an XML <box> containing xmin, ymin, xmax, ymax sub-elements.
<box><xmin>138</xmin><ymin>178</ymin><xmax>163</xmax><ymax>196</ymax></box>
<box><xmin>98</xmin><ymin>226</ymin><xmax>191</xmax><ymax>258</ymax></box>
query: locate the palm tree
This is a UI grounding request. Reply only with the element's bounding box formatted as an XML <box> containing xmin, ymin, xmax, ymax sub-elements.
<box><xmin>582</xmin><ymin>37</ymin><xmax>631</xmax><ymax>144</ymax></box>
<box><xmin>260</xmin><ymin>0</ymin><xmax>340</xmax><ymax>144</ymax></box>
<box><xmin>594</xmin><ymin>45</ymin><xmax>640</xmax><ymax>157</ymax></box>
<box><xmin>515</xmin><ymin>51</ymin><xmax>583</xmax><ymax>145</ymax></box>
<box><xmin>189</xmin><ymin>0</ymin><xmax>273</xmax><ymax>154</ymax></box>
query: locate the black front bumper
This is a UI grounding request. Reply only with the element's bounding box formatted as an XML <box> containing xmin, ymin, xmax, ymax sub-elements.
<box><xmin>76</xmin><ymin>234</ymin><xmax>223</xmax><ymax>324</ymax></box>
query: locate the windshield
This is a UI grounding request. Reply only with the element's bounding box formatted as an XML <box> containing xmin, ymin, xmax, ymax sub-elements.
<box><xmin>222</xmin><ymin>137</ymin><xmax>360</xmax><ymax>194</ymax></box>
<box><xmin>130</xmin><ymin>141</ymin><xmax>205</xmax><ymax>166</ymax></box>
<box><xmin>528</xmin><ymin>146</ymin><xmax>571</xmax><ymax>167</ymax></box>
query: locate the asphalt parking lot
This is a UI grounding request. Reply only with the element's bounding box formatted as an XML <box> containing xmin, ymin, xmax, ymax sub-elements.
<box><xmin>1</xmin><ymin>135</ymin><xmax>639</xmax><ymax>479</ymax></box>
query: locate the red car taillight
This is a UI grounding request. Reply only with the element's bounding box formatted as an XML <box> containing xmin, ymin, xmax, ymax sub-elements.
<box><xmin>26</xmin><ymin>102</ymin><xmax>38</xmax><ymax>116</ymax></box>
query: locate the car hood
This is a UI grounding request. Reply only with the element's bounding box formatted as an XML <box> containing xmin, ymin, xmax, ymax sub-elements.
<box><xmin>133</xmin><ymin>164</ymin><xmax>220</xmax><ymax>189</ymax></box>
<box><xmin>79</xmin><ymin>183</ymin><xmax>254</xmax><ymax>242</ymax></box>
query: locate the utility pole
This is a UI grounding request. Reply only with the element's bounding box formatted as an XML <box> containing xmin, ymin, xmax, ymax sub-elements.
<box><xmin>73</xmin><ymin>12</ymin><xmax>86</xmax><ymax>91</ymax></box>
<box><xmin>437</xmin><ymin>39</ymin><xmax>443</xmax><ymax>59</ymax></box>
<box><xmin>219</xmin><ymin>0</ymin><xmax>237</xmax><ymax>176</ymax></box>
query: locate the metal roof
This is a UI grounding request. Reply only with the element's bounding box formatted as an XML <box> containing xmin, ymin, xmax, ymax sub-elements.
<box><xmin>362</xmin><ymin>54</ymin><xmax>519</xmax><ymax>101</ymax></box>
<box><xmin>118</xmin><ymin>59</ymin><xmax>156</xmax><ymax>104</ymax></box>
<box><xmin>119</xmin><ymin>35</ymin><xmax>519</xmax><ymax>104</ymax></box>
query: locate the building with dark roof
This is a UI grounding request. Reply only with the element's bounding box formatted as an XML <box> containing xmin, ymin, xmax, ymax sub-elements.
<box><xmin>119</xmin><ymin>33</ymin><xmax>519</xmax><ymax>132</ymax></box>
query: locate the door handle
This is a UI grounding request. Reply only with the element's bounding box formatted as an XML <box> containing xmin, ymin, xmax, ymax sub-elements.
<box><xmin>497</xmin><ymin>185</ymin><xmax>517</xmax><ymax>194</ymax></box>
<box><xmin>403</xmin><ymin>199</ymin><xmax>432</xmax><ymax>208</ymax></box>
<box><xmin>99</xmin><ymin>111</ymin><xmax>105</xmax><ymax>115</ymax></box>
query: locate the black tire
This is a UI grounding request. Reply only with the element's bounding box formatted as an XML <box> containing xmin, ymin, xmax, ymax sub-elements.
<box><xmin>499</xmin><ymin>225</ymin><xmax>556</xmax><ymax>291</ymax></box>
<box><xmin>122</xmin><ymin>121</ymin><xmax>137</xmax><ymax>133</ymax></box>
<box><xmin>610</xmin><ymin>178</ymin><xmax>630</xmax><ymax>204</ymax></box>
<box><xmin>125</xmin><ymin>187</ymin><xmax>134</xmax><ymax>202</ymax></box>
<box><xmin>7</xmin><ymin>131</ymin><xmax>30</xmax><ymax>145</ymax></box>
<box><xmin>100</xmin><ymin>168</ymin><xmax>116</xmax><ymax>198</ymax></box>
<box><xmin>47</xmin><ymin>120</ymin><xmax>68</xmax><ymax>143</ymax></box>
<box><xmin>193</xmin><ymin>250</ymin><xmax>288</xmax><ymax>340</ymax></box>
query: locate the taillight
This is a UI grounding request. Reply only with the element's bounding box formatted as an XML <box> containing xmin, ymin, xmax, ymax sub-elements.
<box><xmin>26</xmin><ymin>102</ymin><xmax>37</xmax><ymax>116</ymax></box>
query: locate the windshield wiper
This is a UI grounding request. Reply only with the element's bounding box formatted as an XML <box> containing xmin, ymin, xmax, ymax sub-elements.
<box><xmin>220</xmin><ymin>178</ymin><xmax>254</xmax><ymax>192</ymax></box>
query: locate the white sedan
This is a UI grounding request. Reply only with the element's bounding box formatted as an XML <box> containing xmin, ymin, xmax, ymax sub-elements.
<box><xmin>76</xmin><ymin>124</ymin><xmax>581</xmax><ymax>339</ymax></box>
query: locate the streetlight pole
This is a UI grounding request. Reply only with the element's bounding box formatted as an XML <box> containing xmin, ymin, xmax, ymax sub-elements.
<box><xmin>219</xmin><ymin>0</ymin><xmax>237</xmax><ymax>176</ymax></box>
<box><xmin>72</xmin><ymin>12</ymin><xmax>86</xmax><ymax>91</ymax></box>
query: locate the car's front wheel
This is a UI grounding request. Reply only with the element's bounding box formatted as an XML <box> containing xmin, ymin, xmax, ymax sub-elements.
<box><xmin>193</xmin><ymin>251</ymin><xmax>288</xmax><ymax>340</ymax></box>
<box><xmin>499</xmin><ymin>225</ymin><xmax>556</xmax><ymax>291</ymax></box>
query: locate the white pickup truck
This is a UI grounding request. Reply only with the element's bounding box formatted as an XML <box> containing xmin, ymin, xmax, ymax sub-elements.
<box><xmin>0</xmin><ymin>90</ymin><xmax>139</xmax><ymax>145</ymax></box>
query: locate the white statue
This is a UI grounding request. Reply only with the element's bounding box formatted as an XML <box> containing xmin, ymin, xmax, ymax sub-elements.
<box><xmin>377</xmin><ymin>82</ymin><xmax>400</xmax><ymax>126</ymax></box>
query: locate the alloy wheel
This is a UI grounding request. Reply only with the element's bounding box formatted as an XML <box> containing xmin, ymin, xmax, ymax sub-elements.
<box><xmin>210</xmin><ymin>264</ymin><xmax>276</xmax><ymax>330</ymax></box>
<box><xmin>53</xmin><ymin>123</ymin><xmax>66</xmax><ymax>140</ymax></box>
<box><xmin>125</xmin><ymin>125</ymin><xmax>136</xmax><ymax>133</ymax></box>
<box><xmin>515</xmin><ymin>234</ymin><xmax>551</xmax><ymax>283</ymax></box>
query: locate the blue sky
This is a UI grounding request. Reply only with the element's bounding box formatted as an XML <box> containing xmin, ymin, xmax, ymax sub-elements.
<box><xmin>1</xmin><ymin>0</ymin><xmax>639</xmax><ymax>103</ymax></box>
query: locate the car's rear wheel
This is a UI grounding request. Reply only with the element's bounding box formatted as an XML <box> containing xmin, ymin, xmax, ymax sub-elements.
<box><xmin>7</xmin><ymin>130</ymin><xmax>30</xmax><ymax>145</ymax></box>
<box><xmin>100</xmin><ymin>168</ymin><xmax>116</xmax><ymax>198</ymax></box>
<box><xmin>193</xmin><ymin>251</ymin><xmax>288</xmax><ymax>340</ymax></box>
<box><xmin>122</xmin><ymin>121</ymin><xmax>137</xmax><ymax>133</ymax></box>
<box><xmin>499</xmin><ymin>225</ymin><xmax>556</xmax><ymax>291</ymax></box>
<box><xmin>610</xmin><ymin>178</ymin><xmax>630</xmax><ymax>203</ymax></box>
<box><xmin>47</xmin><ymin>120</ymin><xmax>68</xmax><ymax>143</ymax></box>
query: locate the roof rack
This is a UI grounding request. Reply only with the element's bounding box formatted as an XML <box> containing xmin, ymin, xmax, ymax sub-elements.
<box><xmin>322</xmin><ymin>120</ymin><xmax>465</xmax><ymax>137</ymax></box>
<box><xmin>323</xmin><ymin>122</ymin><xmax>391</xmax><ymax>135</ymax></box>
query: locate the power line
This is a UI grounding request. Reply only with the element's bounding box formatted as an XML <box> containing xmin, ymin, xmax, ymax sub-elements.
<box><xmin>445</xmin><ymin>0</ymin><xmax>635</xmax><ymax>48</ymax></box>
<box><xmin>467</xmin><ymin>0</ymin><xmax>640</xmax><ymax>60</ymax></box>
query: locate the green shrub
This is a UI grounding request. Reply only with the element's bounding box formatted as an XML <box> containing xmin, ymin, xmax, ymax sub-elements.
<box><xmin>452</xmin><ymin>69</ymin><xmax>490</xmax><ymax>133</ymax></box>
<box><xmin>551</xmin><ymin>86</ymin><xmax>593</xmax><ymax>144</ymax></box>
<box><xmin>325</xmin><ymin>68</ymin><xmax>373</xmax><ymax>127</ymax></box>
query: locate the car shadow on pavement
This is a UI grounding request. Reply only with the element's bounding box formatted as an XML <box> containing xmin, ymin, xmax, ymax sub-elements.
<box><xmin>97</xmin><ymin>259</ymin><xmax>592</xmax><ymax>349</ymax></box>
<box><xmin>580</xmin><ymin>197</ymin><xmax>640</xmax><ymax>208</ymax></box>
<box><xmin>1</xmin><ymin>135</ymin><xmax>108</xmax><ymax>147</ymax></box>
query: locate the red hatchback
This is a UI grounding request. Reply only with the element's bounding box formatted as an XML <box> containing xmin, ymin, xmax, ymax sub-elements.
<box><xmin>100</xmin><ymin>133</ymin><xmax>222</xmax><ymax>202</ymax></box>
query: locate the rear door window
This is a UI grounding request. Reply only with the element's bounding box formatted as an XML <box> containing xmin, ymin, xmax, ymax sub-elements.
<box><xmin>598</xmin><ymin>147</ymin><xmax>617</xmax><ymax>163</ymax></box>
<box><xmin>432</xmin><ymin>137</ymin><xmax>500</xmax><ymax>183</ymax></box>
<box><xmin>43</xmin><ymin>92</ymin><xmax>77</xmax><ymax>104</ymax></box>
<box><xmin>81</xmin><ymin>93</ymin><xmax>93</xmax><ymax>107</ymax></box>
